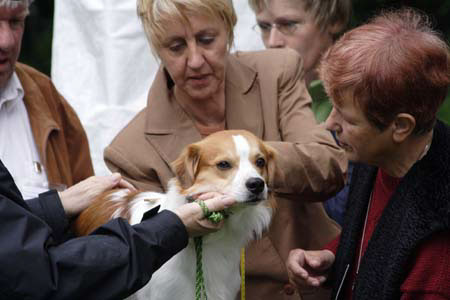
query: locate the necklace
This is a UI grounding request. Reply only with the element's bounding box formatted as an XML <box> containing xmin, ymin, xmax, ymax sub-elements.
<box><xmin>352</xmin><ymin>191</ymin><xmax>373</xmax><ymax>291</ymax></box>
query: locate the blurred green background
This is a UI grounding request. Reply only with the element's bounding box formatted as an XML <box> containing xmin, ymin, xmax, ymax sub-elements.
<box><xmin>19</xmin><ymin>0</ymin><xmax>450</xmax><ymax>123</ymax></box>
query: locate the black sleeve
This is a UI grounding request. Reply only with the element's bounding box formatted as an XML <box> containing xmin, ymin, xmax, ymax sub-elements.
<box><xmin>26</xmin><ymin>190</ymin><xmax>69</xmax><ymax>241</ymax></box>
<box><xmin>0</xmin><ymin>193</ymin><xmax>188</xmax><ymax>300</ymax></box>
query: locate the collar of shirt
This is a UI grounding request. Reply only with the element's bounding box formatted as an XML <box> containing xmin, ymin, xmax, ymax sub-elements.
<box><xmin>0</xmin><ymin>72</ymin><xmax>24</xmax><ymax>110</ymax></box>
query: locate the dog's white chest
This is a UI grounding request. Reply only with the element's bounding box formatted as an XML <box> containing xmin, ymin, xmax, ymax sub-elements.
<box><xmin>135</xmin><ymin>237</ymin><xmax>241</xmax><ymax>300</ymax></box>
<box><xmin>132</xmin><ymin>199</ymin><xmax>272</xmax><ymax>300</ymax></box>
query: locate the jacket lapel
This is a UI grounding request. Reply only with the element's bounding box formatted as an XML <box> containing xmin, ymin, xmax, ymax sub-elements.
<box><xmin>225</xmin><ymin>54</ymin><xmax>263</xmax><ymax>138</ymax></box>
<box><xmin>15</xmin><ymin>64</ymin><xmax>60</xmax><ymax>169</ymax></box>
<box><xmin>144</xmin><ymin>67</ymin><xmax>201</xmax><ymax>168</ymax></box>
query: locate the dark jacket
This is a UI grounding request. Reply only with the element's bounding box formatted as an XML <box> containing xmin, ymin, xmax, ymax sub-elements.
<box><xmin>331</xmin><ymin>121</ymin><xmax>450</xmax><ymax>299</ymax></box>
<box><xmin>0</xmin><ymin>160</ymin><xmax>188</xmax><ymax>300</ymax></box>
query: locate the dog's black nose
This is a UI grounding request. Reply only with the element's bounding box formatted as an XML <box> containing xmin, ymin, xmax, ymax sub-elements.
<box><xmin>246</xmin><ymin>177</ymin><xmax>265</xmax><ymax>195</ymax></box>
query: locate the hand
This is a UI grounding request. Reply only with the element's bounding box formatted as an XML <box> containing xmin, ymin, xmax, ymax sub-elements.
<box><xmin>286</xmin><ymin>249</ymin><xmax>335</xmax><ymax>289</ymax></box>
<box><xmin>59</xmin><ymin>173</ymin><xmax>136</xmax><ymax>217</ymax></box>
<box><xmin>174</xmin><ymin>192</ymin><xmax>236</xmax><ymax>237</ymax></box>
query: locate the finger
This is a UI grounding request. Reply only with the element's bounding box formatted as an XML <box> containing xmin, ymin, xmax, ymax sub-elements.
<box><xmin>305</xmin><ymin>251</ymin><xmax>333</xmax><ymax>271</ymax></box>
<box><xmin>196</xmin><ymin>192</ymin><xmax>223</xmax><ymax>200</ymax></box>
<box><xmin>314</xmin><ymin>275</ymin><xmax>328</xmax><ymax>285</ymax></box>
<box><xmin>203</xmin><ymin>195</ymin><xmax>235</xmax><ymax>212</ymax></box>
<box><xmin>288</xmin><ymin>272</ymin><xmax>308</xmax><ymax>289</ymax></box>
<box><xmin>305</xmin><ymin>256</ymin><xmax>320</xmax><ymax>269</ymax></box>
<box><xmin>117</xmin><ymin>179</ymin><xmax>137</xmax><ymax>191</ymax></box>
<box><xmin>288</xmin><ymin>261</ymin><xmax>309</xmax><ymax>279</ymax></box>
<box><xmin>286</xmin><ymin>250</ymin><xmax>306</xmax><ymax>273</ymax></box>
<box><xmin>110</xmin><ymin>173</ymin><xmax>121</xmax><ymax>183</ymax></box>
<box><xmin>306</xmin><ymin>275</ymin><xmax>327</xmax><ymax>287</ymax></box>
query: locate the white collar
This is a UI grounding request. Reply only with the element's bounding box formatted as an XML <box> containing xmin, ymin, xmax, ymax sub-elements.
<box><xmin>0</xmin><ymin>72</ymin><xmax>25</xmax><ymax>109</ymax></box>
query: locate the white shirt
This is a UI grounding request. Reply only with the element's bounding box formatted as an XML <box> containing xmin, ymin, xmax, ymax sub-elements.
<box><xmin>0</xmin><ymin>72</ymin><xmax>49</xmax><ymax>199</ymax></box>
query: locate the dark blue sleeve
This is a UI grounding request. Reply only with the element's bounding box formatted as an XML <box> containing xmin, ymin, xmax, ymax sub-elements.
<box><xmin>324</xmin><ymin>162</ymin><xmax>354</xmax><ymax>226</ymax></box>
<box><xmin>0</xmin><ymin>193</ymin><xmax>188</xmax><ymax>300</ymax></box>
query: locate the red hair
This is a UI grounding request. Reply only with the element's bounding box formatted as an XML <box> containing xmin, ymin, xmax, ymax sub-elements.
<box><xmin>320</xmin><ymin>8</ymin><xmax>450</xmax><ymax>134</ymax></box>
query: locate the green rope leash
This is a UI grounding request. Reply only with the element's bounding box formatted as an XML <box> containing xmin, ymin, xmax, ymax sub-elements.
<box><xmin>194</xmin><ymin>236</ymin><xmax>207</xmax><ymax>300</ymax></box>
<box><xmin>196</xmin><ymin>199</ymin><xmax>231</xmax><ymax>223</ymax></box>
<box><xmin>193</xmin><ymin>200</ymin><xmax>231</xmax><ymax>300</ymax></box>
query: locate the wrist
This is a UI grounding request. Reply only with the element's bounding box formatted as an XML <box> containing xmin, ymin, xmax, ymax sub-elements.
<box><xmin>58</xmin><ymin>190</ymin><xmax>75</xmax><ymax>217</ymax></box>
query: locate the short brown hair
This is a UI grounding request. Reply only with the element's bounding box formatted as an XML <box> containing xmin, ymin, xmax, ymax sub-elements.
<box><xmin>248</xmin><ymin>0</ymin><xmax>351</xmax><ymax>33</ymax></box>
<box><xmin>320</xmin><ymin>8</ymin><xmax>450</xmax><ymax>134</ymax></box>
<box><xmin>137</xmin><ymin>0</ymin><xmax>236</xmax><ymax>56</ymax></box>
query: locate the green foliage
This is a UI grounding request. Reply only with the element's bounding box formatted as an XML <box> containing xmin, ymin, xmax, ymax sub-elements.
<box><xmin>350</xmin><ymin>1</ymin><xmax>450</xmax><ymax>125</ymax></box>
<box><xmin>438</xmin><ymin>92</ymin><xmax>450</xmax><ymax>125</ymax></box>
<box><xmin>19</xmin><ymin>1</ymin><xmax>54</xmax><ymax>76</ymax></box>
<box><xmin>350</xmin><ymin>0</ymin><xmax>450</xmax><ymax>41</ymax></box>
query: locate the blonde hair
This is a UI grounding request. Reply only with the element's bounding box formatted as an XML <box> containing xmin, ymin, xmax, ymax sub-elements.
<box><xmin>248</xmin><ymin>0</ymin><xmax>351</xmax><ymax>33</ymax></box>
<box><xmin>137</xmin><ymin>0</ymin><xmax>237</xmax><ymax>55</ymax></box>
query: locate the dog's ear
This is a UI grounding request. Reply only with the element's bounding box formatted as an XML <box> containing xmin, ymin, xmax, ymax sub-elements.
<box><xmin>263</xmin><ymin>142</ymin><xmax>283</xmax><ymax>188</ymax></box>
<box><xmin>172</xmin><ymin>144</ymin><xmax>201</xmax><ymax>188</ymax></box>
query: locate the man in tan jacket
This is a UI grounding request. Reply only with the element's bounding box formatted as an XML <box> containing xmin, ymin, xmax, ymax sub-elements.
<box><xmin>0</xmin><ymin>0</ymin><xmax>93</xmax><ymax>200</ymax></box>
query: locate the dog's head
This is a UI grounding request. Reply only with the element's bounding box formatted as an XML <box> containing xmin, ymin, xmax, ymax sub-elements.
<box><xmin>172</xmin><ymin>130</ymin><xmax>277</xmax><ymax>204</ymax></box>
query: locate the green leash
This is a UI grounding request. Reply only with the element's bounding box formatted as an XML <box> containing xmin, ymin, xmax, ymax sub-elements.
<box><xmin>194</xmin><ymin>200</ymin><xmax>230</xmax><ymax>300</ymax></box>
<box><xmin>194</xmin><ymin>236</ymin><xmax>207</xmax><ymax>300</ymax></box>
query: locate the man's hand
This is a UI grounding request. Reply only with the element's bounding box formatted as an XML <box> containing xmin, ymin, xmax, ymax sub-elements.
<box><xmin>59</xmin><ymin>173</ymin><xmax>136</xmax><ymax>217</ymax></box>
<box><xmin>174</xmin><ymin>192</ymin><xmax>235</xmax><ymax>237</ymax></box>
<box><xmin>286</xmin><ymin>249</ymin><xmax>335</xmax><ymax>290</ymax></box>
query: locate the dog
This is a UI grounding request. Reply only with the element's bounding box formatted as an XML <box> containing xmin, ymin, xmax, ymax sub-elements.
<box><xmin>74</xmin><ymin>129</ymin><xmax>277</xmax><ymax>300</ymax></box>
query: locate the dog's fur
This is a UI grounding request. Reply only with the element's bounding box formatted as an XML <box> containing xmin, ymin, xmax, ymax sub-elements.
<box><xmin>74</xmin><ymin>130</ymin><xmax>277</xmax><ymax>300</ymax></box>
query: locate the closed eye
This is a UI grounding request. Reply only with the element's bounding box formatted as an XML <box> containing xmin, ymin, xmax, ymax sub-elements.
<box><xmin>197</xmin><ymin>35</ymin><xmax>215</xmax><ymax>46</ymax></box>
<box><xmin>216</xmin><ymin>161</ymin><xmax>232</xmax><ymax>170</ymax></box>
<box><xmin>168</xmin><ymin>41</ymin><xmax>186</xmax><ymax>53</ymax></box>
<box><xmin>257</xmin><ymin>22</ymin><xmax>271</xmax><ymax>32</ymax></box>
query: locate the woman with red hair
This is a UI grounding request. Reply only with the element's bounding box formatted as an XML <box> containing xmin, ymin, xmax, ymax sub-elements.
<box><xmin>286</xmin><ymin>8</ymin><xmax>450</xmax><ymax>299</ymax></box>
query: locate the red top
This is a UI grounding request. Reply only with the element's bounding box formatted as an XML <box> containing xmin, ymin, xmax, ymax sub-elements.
<box><xmin>326</xmin><ymin>169</ymin><xmax>450</xmax><ymax>299</ymax></box>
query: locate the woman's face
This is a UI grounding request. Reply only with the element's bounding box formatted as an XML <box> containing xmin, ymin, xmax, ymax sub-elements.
<box><xmin>255</xmin><ymin>0</ymin><xmax>334</xmax><ymax>79</ymax></box>
<box><xmin>158</xmin><ymin>14</ymin><xmax>228</xmax><ymax>101</ymax></box>
<box><xmin>325</xmin><ymin>93</ymin><xmax>393</xmax><ymax>165</ymax></box>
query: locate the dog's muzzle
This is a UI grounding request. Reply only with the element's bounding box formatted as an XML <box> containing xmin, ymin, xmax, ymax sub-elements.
<box><xmin>245</xmin><ymin>177</ymin><xmax>266</xmax><ymax>203</ymax></box>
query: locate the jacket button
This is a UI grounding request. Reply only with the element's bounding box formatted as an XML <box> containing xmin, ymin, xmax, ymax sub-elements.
<box><xmin>284</xmin><ymin>283</ymin><xmax>295</xmax><ymax>295</ymax></box>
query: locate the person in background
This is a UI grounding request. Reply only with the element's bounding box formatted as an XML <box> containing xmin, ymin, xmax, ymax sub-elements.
<box><xmin>0</xmin><ymin>0</ymin><xmax>93</xmax><ymax>199</ymax></box>
<box><xmin>286</xmin><ymin>8</ymin><xmax>450</xmax><ymax>299</ymax></box>
<box><xmin>104</xmin><ymin>0</ymin><xmax>347</xmax><ymax>299</ymax></box>
<box><xmin>248</xmin><ymin>0</ymin><xmax>353</xmax><ymax>226</ymax></box>
<box><xmin>0</xmin><ymin>158</ymin><xmax>236</xmax><ymax>299</ymax></box>
<box><xmin>248</xmin><ymin>0</ymin><xmax>351</xmax><ymax>121</ymax></box>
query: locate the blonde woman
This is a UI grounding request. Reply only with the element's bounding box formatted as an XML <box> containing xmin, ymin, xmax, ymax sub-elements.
<box><xmin>105</xmin><ymin>0</ymin><xmax>347</xmax><ymax>299</ymax></box>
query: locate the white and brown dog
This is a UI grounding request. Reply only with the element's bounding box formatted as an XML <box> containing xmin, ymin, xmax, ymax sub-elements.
<box><xmin>74</xmin><ymin>130</ymin><xmax>277</xmax><ymax>300</ymax></box>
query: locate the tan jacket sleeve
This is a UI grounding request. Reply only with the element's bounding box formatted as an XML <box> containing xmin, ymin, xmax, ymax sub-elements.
<box><xmin>268</xmin><ymin>50</ymin><xmax>347</xmax><ymax>200</ymax></box>
<box><xmin>103</xmin><ymin>110</ymin><xmax>166</xmax><ymax>193</ymax></box>
<box><xmin>104</xmin><ymin>145</ymin><xmax>164</xmax><ymax>193</ymax></box>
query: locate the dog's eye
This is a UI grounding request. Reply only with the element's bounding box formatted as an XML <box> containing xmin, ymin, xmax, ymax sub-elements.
<box><xmin>217</xmin><ymin>161</ymin><xmax>232</xmax><ymax>170</ymax></box>
<box><xmin>255</xmin><ymin>157</ymin><xmax>266</xmax><ymax>168</ymax></box>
